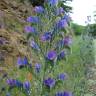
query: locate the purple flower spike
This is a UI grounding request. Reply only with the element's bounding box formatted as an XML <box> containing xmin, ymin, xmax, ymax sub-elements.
<box><xmin>24</xmin><ymin>26</ymin><xmax>36</xmax><ymax>33</ymax></box>
<box><xmin>55</xmin><ymin>91</ymin><xmax>63</xmax><ymax>96</ymax></box>
<box><xmin>64</xmin><ymin>36</ymin><xmax>72</xmax><ymax>46</ymax></box>
<box><xmin>17</xmin><ymin>56</ymin><xmax>29</xmax><ymax>68</ymax></box>
<box><xmin>23</xmin><ymin>56</ymin><xmax>29</xmax><ymax>65</ymax></box>
<box><xmin>56</xmin><ymin>7</ymin><xmax>64</xmax><ymax>15</ymax></box>
<box><xmin>15</xmin><ymin>80</ymin><xmax>23</xmax><ymax>88</ymax></box>
<box><xmin>58</xmin><ymin>51</ymin><xmax>66</xmax><ymax>60</ymax></box>
<box><xmin>17</xmin><ymin>57</ymin><xmax>23</xmax><ymax>67</ymax></box>
<box><xmin>34</xmin><ymin>6</ymin><xmax>44</xmax><ymax>13</ymax></box>
<box><xmin>55</xmin><ymin>91</ymin><xmax>72</xmax><ymax>96</ymax></box>
<box><xmin>43</xmin><ymin>77</ymin><xmax>55</xmax><ymax>88</ymax></box>
<box><xmin>57</xmin><ymin>73</ymin><xmax>67</xmax><ymax>80</ymax></box>
<box><xmin>40</xmin><ymin>32</ymin><xmax>52</xmax><ymax>42</ymax></box>
<box><xmin>46</xmin><ymin>50</ymin><xmax>57</xmax><ymax>60</ymax></box>
<box><xmin>46</xmin><ymin>0</ymin><xmax>58</xmax><ymax>6</ymax></box>
<box><xmin>63</xmin><ymin>14</ymin><xmax>71</xmax><ymax>24</ymax></box>
<box><xmin>6</xmin><ymin>79</ymin><xmax>16</xmax><ymax>87</ymax></box>
<box><xmin>23</xmin><ymin>81</ymin><xmax>30</xmax><ymax>90</ymax></box>
<box><xmin>63</xmin><ymin>91</ymin><xmax>73</xmax><ymax>96</ymax></box>
<box><xmin>57</xmin><ymin>19</ymin><xmax>68</xmax><ymax>29</ymax></box>
<box><xmin>35</xmin><ymin>63</ymin><xmax>41</xmax><ymax>73</ymax></box>
<box><xmin>27</xmin><ymin>16</ymin><xmax>39</xmax><ymax>23</ymax></box>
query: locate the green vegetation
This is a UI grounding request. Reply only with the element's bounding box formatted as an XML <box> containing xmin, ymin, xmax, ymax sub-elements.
<box><xmin>71</xmin><ymin>23</ymin><xmax>86</xmax><ymax>35</ymax></box>
<box><xmin>0</xmin><ymin>0</ymin><xmax>95</xmax><ymax>96</ymax></box>
<box><xmin>0</xmin><ymin>35</ymin><xmax>93</xmax><ymax>96</ymax></box>
<box><xmin>88</xmin><ymin>24</ymin><xmax>96</xmax><ymax>37</ymax></box>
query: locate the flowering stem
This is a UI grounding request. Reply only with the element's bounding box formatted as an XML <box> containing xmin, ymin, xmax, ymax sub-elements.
<box><xmin>40</xmin><ymin>57</ymin><xmax>48</xmax><ymax>96</ymax></box>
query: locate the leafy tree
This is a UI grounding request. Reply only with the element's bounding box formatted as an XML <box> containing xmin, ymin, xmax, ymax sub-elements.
<box><xmin>59</xmin><ymin>0</ymin><xmax>73</xmax><ymax>13</ymax></box>
<box><xmin>71</xmin><ymin>23</ymin><xmax>85</xmax><ymax>35</ymax></box>
<box><xmin>88</xmin><ymin>24</ymin><xmax>96</xmax><ymax>37</ymax></box>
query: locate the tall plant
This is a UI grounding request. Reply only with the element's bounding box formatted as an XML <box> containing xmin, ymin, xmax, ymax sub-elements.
<box><xmin>3</xmin><ymin>0</ymin><xmax>73</xmax><ymax>96</ymax></box>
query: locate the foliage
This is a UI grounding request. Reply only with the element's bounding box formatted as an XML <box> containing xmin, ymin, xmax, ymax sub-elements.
<box><xmin>59</xmin><ymin>0</ymin><xmax>73</xmax><ymax>13</ymax></box>
<box><xmin>88</xmin><ymin>24</ymin><xmax>96</xmax><ymax>38</ymax></box>
<box><xmin>71</xmin><ymin>23</ymin><xmax>85</xmax><ymax>35</ymax></box>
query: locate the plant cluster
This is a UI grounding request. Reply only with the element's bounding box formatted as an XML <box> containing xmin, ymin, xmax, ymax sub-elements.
<box><xmin>1</xmin><ymin>0</ymin><xmax>73</xmax><ymax>96</ymax></box>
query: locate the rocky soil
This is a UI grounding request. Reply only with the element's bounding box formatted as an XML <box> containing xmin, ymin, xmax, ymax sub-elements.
<box><xmin>0</xmin><ymin>0</ymin><xmax>33</xmax><ymax>74</ymax></box>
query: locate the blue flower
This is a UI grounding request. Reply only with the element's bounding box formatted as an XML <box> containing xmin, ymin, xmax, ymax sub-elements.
<box><xmin>6</xmin><ymin>79</ymin><xmax>23</xmax><ymax>88</ymax></box>
<box><xmin>17</xmin><ymin>56</ymin><xmax>29</xmax><ymax>68</ymax></box>
<box><xmin>56</xmin><ymin>36</ymin><xmax>72</xmax><ymax>48</ymax></box>
<box><xmin>17</xmin><ymin>57</ymin><xmax>22</xmax><ymax>65</ymax></box>
<box><xmin>57</xmin><ymin>19</ymin><xmax>68</xmax><ymax>29</ymax></box>
<box><xmin>47</xmin><ymin>0</ymin><xmax>58</xmax><ymax>6</ymax></box>
<box><xmin>55</xmin><ymin>91</ymin><xmax>72</xmax><ymax>96</ymax></box>
<box><xmin>63</xmin><ymin>14</ymin><xmax>71</xmax><ymax>24</ymax></box>
<box><xmin>27</xmin><ymin>16</ymin><xmax>39</xmax><ymax>23</ymax></box>
<box><xmin>64</xmin><ymin>36</ymin><xmax>72</xmax><ymax>46</ymax></box>
<box><xmin>24</xmin><ymin>26</ymin><xmax>36</xmax><ymax>33</ymax></box>
<box><xmin>30</xmin><ymin>40</ymin><xmax>40</xmax><ymax>51</ymax></box>
<box><xmin>40</xmin><ymin>32</ymin><xmax>52</xmax><ymax>42</ymax></box>
<box><xmin>46</xmin><ymin>50</ymin><xmax>57</xmax><ymax>60</ymax></box>
<box><xmin>57</xmin><ymin>51</ymin><xmax>66</xmax><ymax>60</ymax></box>
<box><xmin>63</xmin><ymin>91</ymin><xmax>72</xmax><ymax>96</ymax></box>
<box><xmin>43</xmin><ymin>77</ymin><xmax>55</xmax><ymax>88</ymax></box>
<box><xmin>57</xmin><ymin>73</ymin><xmax>67</xmax><ymax>80</ymax></box>
<box><xmin>23</xmin><ymin>81</ymin><xmax>30</xmax><ymax>90</ymax></box>
<box><xmin>55</xmin><ymin>91</ymin><xmax>63</xmax><ymax>96</ymax></box>
<box><xmin>34</xmin><ymin>6</ymin><xmax>44</xmax><ymax>13</ymax></box>
<box><xmin>15</xmin><ymin>80</ymin><xmax>23</xmax><ymax>88</ymax></box>
<box><xmin>23</xmin><ymin>56</ymin><xmax>29</xmax><ymax>65</ymax></box>
<box><xmin>56</xmin><ymin>7</ymin><xmax>64</xmax><ymax>15</ymax></box>
<box><xmin>6</xmin><ymin>79</ymin><xmax>16</xmax><ymax>87</ymax></box>
<box><xmin>35</xmin><ymin>63</ymin><xmax>41</xmax><ymax>73</ymax></box>
<box><xmin>17</xmin><ymin>57</ymin><xmax>24</xmax><ymax>68</ymax></box>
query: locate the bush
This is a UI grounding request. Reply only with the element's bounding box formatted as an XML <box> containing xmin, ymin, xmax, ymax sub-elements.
<box><xmin>71</xmin><ymin>23</ymin><xmax>85</xmax><ymax>35</ymax></box>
